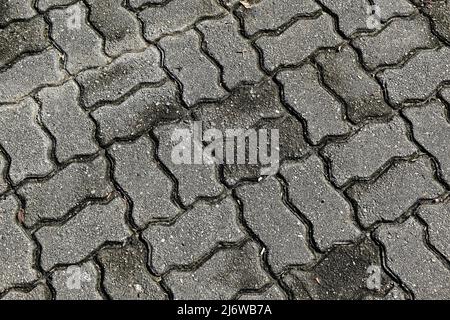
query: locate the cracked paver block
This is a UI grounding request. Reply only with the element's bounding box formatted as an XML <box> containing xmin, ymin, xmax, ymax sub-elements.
<box><xmin>236</xmin><ymin>0</ymin><xmax>319</xmax><ymax>36</ymax></box>
<box><xmin>323</xmin><ymin>117</ymin><xmax>417</xmax><ymax>186</ymax></box>
<box><xmin>143</xmin><ymin>196</ymin><xmax>245</xmax><ymax>274</ymax></box>
<box><xmin>380</xmin><ymin>47</ymin><xmax>450</xmax><ymax>105</ymax></box>
<box><xmin>236</xmin><ymin>178</ymin><xmax>315</xmax><ymax>273</ymax></box>
<box><xmin>0</xmin><ymin>0</ymin><xmax>36</xmax><ymax>25</ymax></box>
<box><xmin>277</xmin><ymin>64</ymin><xmax>351</xmax><ymax>144</ymax></box>
<box><xmin>283</xmin><ymin>238</ymin><xmax>400</xmax><ymax>300</ymax></box>
<box><xmin>159</xmin><ymin>30</ymin><xmax>227</xmax><ymax>106</ymax></box>
<box><xmin>320</xmin><ymin>0</ymin><xmax>415</xmax><ymax>37</ymax></box>
<box><xmin>223</xmin><ymin>115</ymin><xmax>308</xmax><ymax>185</ymax></box>
<box><xmin>417</xmin><ymin>200</ymin><xmax>450</xmax><ymax>261</ymax></box>
<box><xmin>194</xmin><ymin>78</ymin><xmax>285</xmax><ymax>132</ymax></box>
<box><xmin>197</xmin><ymin>15</ymin><xmax>263</xmax><ymax>89</ymax></box>
<box><xmin>97</xmin><ymin>239</ymin><xmax>167</xmax><ymax>300</ymax></box>
<box><xmin>38</xmin><ymin>81</ymin><xmax>99</xmax><ymax>163</ymax></box>
<box><xmin>404</xmin><ymin>101</ymin><xmax>450</xmax><ymax>184</ymax></box>
<box><xmin>353</xmin><ymin>15</ymin><xmax>438</xmax><ymax>70</ymax></box>
<box><xmin>0</xmin><ymin>49</ymin><xmax>65</xmax><ymax>103</ymax></box>
<box><xmin>256</xmin><ymin>13</ymin><xmax>342</xmax><ymax>71</ymax></box>
<box><xmin>0</xmin><ymin>152</ymin><xmax>8</xmax><ymax>194</ymax></box>
<box><xmin>154</xmin><ymin>121</ymin><xmax>224</xmax><ymax>206</ymax></box>
<box><xmin>375</xmin><ymin>218</ymin><xmax>450</xmax><ymax>299</ymax></box>
<box><xmin>0</xmin><ymin>16</ymin><xmax>50</xmax><ymax>67</ymax></box>
<box><xmin>52</xmin><ymin>262</ymin><xmax>103</xmax><ymax>300</ymax></box>
<box><xmin>17</xmin><ymin>156</ymin><xmax>115</xmax><ymax>227</ymax></box>
<box><xmin>48</xmin><ymin>3</ymin><xmax>109</xmax><ymax>74</ymax></box>
<box><xmin>110</xmin><ymin>135</ymin><xmax>179</xmax><ymax>227</ymax></box>
<box><xmin>37</xmin><ymin>0</ymin><xmax>74</xmax><ymax>11</ymax></box>
<box><xmin>77</xmin><ymin>45</ymin><xmax>165</xmax><ymax>108</ymax></box>
<box><xmin>280</xmin><ymin>155</ymin><xmax>361</xmax><ymax>251</ymax></box>
<box><xmin>238</xmin><ymin>284</ymin><xmax>286</xmax><ymax>300</ymax></box>
<box><xmin>0</xmin><ymin>98</ymin><xmax>54</xmax><ymax>184</ymax></box>
<box><xmin>92</xmin><ymin>82</ymin><xmax>186</xmax><ymax>145</ymax></box>
<box><xmin>84</xmin><ymin>0</ymin><xmax>146</xmax><ymax>57</ymax></box>
<box><xmin>2</xmin><ymin>284</ymin><xmax>50</xmax><ymax>300</ymax></box>
<box><xmin>0</xmin><ymin>195</ymin><xmax>38</xmax><ymax>292</ymax></box>
<box><xmin>315</xmin><ymin>45</ymin><xmax>392</xmax><ymax>123</ymax></box>
<box><xmin>348</xmin><ymin>157</ymin><xmax>445</xmax><ymax>227</ymax></box>
<box><xmin>166</xmin><ymin>241</ymin><xmax>272</xmax><ymax>299</ymax></box>
<box><xmin>139</xmin><ymin>0</ymin><xmax>224</xmax><ymax>41</ymax></box>
<box><xmin>36</xmin><ymin>197</ymin><xmax>131</xmax><ymax>270</ymax></box>
<box><xmin>129</xmin><ymin>0</ymin><xmax>166</xmax><ymax>8</ymax></box>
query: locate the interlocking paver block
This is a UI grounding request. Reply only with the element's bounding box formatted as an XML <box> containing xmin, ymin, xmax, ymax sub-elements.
<box><xmin>283</xmin><ymin>238</ymin><xmax>401</xmax><ymax>300</ymax></box>
<box><xmin>0</xmin><ymin>0</ymin><xmax>36</xmax><ymax>25</ymax></box>
<box><xmin>48</xmin><ymin>3</ymin><xmax>108</xmax><ymax>74</ymax></box>
<box><xmin>236</xmin><ymin>178</ymin><xmax>315</xmax><ymax>273</ymax></box>
<box><xmin>404</xmin><ymin>101</ymin><xmax>450</xmax><ymax>184</ymax></box>
<box><xmin>154</xmin><ymin>121</ymin><xmax>224</xmax><ymax>206</ymax></box>
<box><xmin>0</xmin><ymin>49</ymin><xmax>66</xmax><ymax>103</ymax></box>
<box><xmin>320</xmin><ymin>0</ymin><xmax>415</xmax><ymax>37</ymax></box>
<box><xmin>52</xmin><ymin>262</ymin><xmax>103</xmax><ymax>300</ymax></box>
<box><xmin>194</xmin><ymin>78</ymin><xmax>285</xmax><ymax>132</ymax></box>
<box><xmin>2</xmin><ymin>284</ymin><xmax>50</xmax><ymax>300</ymax></box>
<box><xmin>166</xmin><ymin>242</ymin><xmax>272</xmax><ymax>299</ymax></box>
<box><xmin>159</xmin><ymin>30</ymin><xmax>227</xmax><ymax>106</ymax></box>
<box><xmin>17</xmin><ymin>156</ymin><xmax>115</xmax><ymax>227</ymax></box>
<box><xmin>0</xmin><ymin>98</ymin><xmax>54</xmax><ymax>184</ymax></box>
<box><xmin>380</xmin><ymin>47</ymin><xmax>450</xmax><ymax>105</ymax></box>
<box><xmin>0</xmin><ymin>16</ymin><xmax>50</xmax><ymax>67</ymax></box>
<box><xmin>76</xmin><ymin>45</ymin><xmax>165</xmax><ymax>108</ymax></box>
<box><xmin>223</xmin><ymin>115</ymin><xmax>308</xmax><ymax>185</ymax></box>
<box><xmin>97</xmin><ymin>239</ymin><xmax>167</xmax><ymax>300</ymax></box>
<box><xmin>280</xmin><ymin>155</ymin><xmax>361</xmax><ymax>251</ymax></box>
<box><xmin>38</xmin><ymin>80</ymin><xmax>99</xmax><ymax>163</ymax></box>
<box><xmin>315</xmin><ymin>45</ymin><xmax>392</xmax><ymax>123</ymax></box>
<box><xmin>110</xmin><ymin>135</ymin><xmax>179</xmax><ymax>227</ymax></box>
<box><xmin>139</xmin><ymin>0</ymin><xmax>225</xmax><ymax>41</ymax></box>
<box><xmin>0</xmin><ymin>196</ymin><xmax>38</xmax><ymax>292</ymax></box>
<box><xmin>143</xmin><ymin>196</ymin><xmax>245</xmax><ymax>274</ymax></box>
<box><xmin>236</xmin><ymin>0</ymin><xmax>319</xmax><ymax>36</ymax></box>
<box><xmin>197</xmin><ymin>15</ymin><xmax>263</xmax><ymax>89</ymax></box>
<box><xmin>277</xmin><ymin>64</ymin><xmax>351</xmax><ymax>144</ymax></box>
<box><xmin>256</xmin><ymin>13</ymin><xmax>342</xmax><ymax>71</ymax></box>
<box><xmin>36</xmin><ymin>197</ymin><xmax>131</xmax><ymax>270</ymax></box>
<box><xmin>375</xmin><ymin>218</ymin><xmax>450</xmax><ymax>299</ymax></box>
<box><xmin>348</xmin><ymin>157</ymin><xmax>445</xmax><ymax>227</ymax></box>
<box><xmin>92</xmin><ymin>82</ymin><xmax>186</xmax><ymax>145</ymax></box>
<box><xmin>84</xmin><ymin>0</ymin><xmax>146</xmax><ymax>57</ymax></box>
<box><xmin>353</xmin><ymin>15</ymin><xmax>438</xmax><ymax>70</ymax></box>
<box><xmin>417</xmin><ymin>200</ymin><xmax>450</xmax><ymax>261</ymax></box>
<box><xmin>323</xmin><ymin>117</ymin><xmax>417</xmax><ymax>186</ymax></box>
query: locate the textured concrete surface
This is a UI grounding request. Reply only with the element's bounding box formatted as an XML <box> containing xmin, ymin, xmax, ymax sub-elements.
<box><xmin>0</xmin><ymin>0</ymin><xmax>449</xmax><ymax>300</ymax></box>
